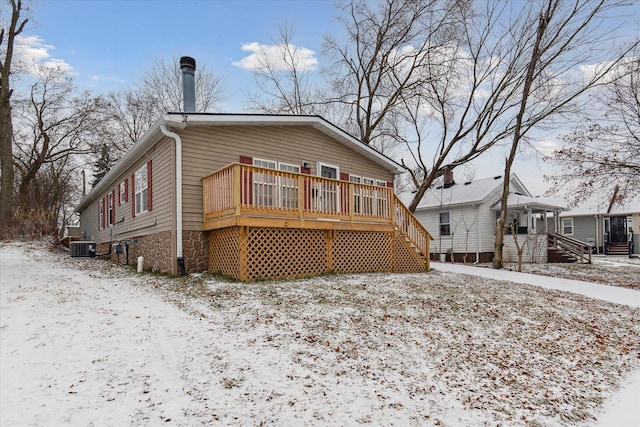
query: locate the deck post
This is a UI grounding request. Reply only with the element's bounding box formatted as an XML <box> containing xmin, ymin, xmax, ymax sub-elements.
<box><xmin>298</xmin><ymin>175</ymin><xmax>305</xmax><ymax>220</ymax></box>
<box><xmin>233</xmin><ymin>165</ymin><xmax>241</xmax><ymax>216</ymax></box>
<box><xmin>349</xmin><ymin>185</ymin><xmax>355</xmax><ymax>222</ymax></box>
<box><xmin>239</xmin><ymin>225</ymin><xmax>248</xmax><ymax>281</ymax></box>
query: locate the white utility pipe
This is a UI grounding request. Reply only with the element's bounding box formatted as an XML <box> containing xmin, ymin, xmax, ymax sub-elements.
<box><xmin>160</xmin><ymin>125</ymin><xmax>183</xmax><ymax>264</ymax></box>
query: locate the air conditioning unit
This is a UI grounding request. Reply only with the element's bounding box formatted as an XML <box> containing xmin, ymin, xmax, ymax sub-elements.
<box><xmin>70</xmin><ymin>241</ymin><xmax>96</xmax><ymax>257</ymax></box>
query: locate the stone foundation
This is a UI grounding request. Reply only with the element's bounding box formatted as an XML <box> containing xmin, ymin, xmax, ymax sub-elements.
<box><xmin>100</xmin><ymin>231</ymin><xmax>174</xmax><ymax>273</ymax></box>
<box><xmin>182</xmin><ymin>230</ymin><xmax>209</xmax><ymax>273</ymax></box>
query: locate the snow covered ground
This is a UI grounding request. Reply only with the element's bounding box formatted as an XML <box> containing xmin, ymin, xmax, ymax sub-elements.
<box><xmin>1</xmin><ymin>241</ymin><xmax>639</xmax><ymax>426</ymax></box>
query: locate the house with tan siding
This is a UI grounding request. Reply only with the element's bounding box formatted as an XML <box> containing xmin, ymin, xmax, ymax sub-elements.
<box><xmin>75</xmin><ymin>113</ymin><xmax>432</xmax><ymax>280</ymax></box>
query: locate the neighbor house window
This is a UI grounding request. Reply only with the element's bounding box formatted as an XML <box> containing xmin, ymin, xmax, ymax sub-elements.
<box><xmin>440</xmin><ymin>212</ymin><xmax>451</xmax><ymax>236</ymax></box>
<box><xmin>562</xmin><ymin>218</ymin><xmax>574</xmax><ymax>235</ymax></box>
<box><xmin>134</xmin><ymin>163</ymin><xmax>151</xmax><ymax>215</ymax></box>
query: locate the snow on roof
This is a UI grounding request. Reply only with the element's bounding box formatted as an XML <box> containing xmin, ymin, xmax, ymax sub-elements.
<box><xmin>491</xmin><ymin>193</ymin><xmax>566</xmax><ymax>211</ymax></box>
<box><xmin>561</xmin><ymin>194</ymin><xmax>640</xmax><ymax>216</ymax></box>
<box><xmin>409</xmin><ymin>174</ymin><xmax>535</xmax><ymax>210</ymax></box>
<box><xmin>407</xmin><ymin>175</ymin><xmax>504</xmax><ymax>210</ymax></box>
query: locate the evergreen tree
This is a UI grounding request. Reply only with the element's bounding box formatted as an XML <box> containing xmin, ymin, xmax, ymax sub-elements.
<box><xmin>91</xmin><ymin>144</ymin><xmax>115</xmax><ymax>188</ymax></box>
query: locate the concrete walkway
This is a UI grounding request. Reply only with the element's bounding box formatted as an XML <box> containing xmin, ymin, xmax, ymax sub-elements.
<box><xmin>431</xmin><ymin>262</ymin><xmax>640</xmax><ymax>308</ymax></box>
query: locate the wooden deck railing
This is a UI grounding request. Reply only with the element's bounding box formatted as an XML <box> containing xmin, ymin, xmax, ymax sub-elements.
<box><xmin>202</xmin><ymin>163</ymin><xmax>431</xmax><ymax>257</ymax></box>
<box><xmin>548</xmin><ymin>232</ymin><xmax>592</xmax><ymax>264</ymax></box>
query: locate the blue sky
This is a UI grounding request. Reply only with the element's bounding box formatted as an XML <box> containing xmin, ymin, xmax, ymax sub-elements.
<box><xmin>13</xmin><ymin>0</ymin><xmax>640</xmax><ymax>197</ymax></box>
<box><xmin>27</xmin><ymin>0</ymin><xmax>339</xmax><ymax>108</ymax></box>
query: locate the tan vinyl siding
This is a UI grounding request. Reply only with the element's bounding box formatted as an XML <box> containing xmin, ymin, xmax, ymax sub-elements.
<box><xmin>79</xmin><ymin>138</ymin><xmax>175</xmax><ymax>249</ymax></box>
<box><xmin>180</xmin><ymin>125</ymin><xmax>395</xmax><ymax>230</ymax></box>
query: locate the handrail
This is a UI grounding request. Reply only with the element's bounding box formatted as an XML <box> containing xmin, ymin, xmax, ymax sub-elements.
<box><xmin>392</xmin><ymin>195</ymin><xmax>431</xmax><ymax>258</ymax></box>
<box><xmin>202</xmin><ymin>163</ymin><xmax>432</xmax><ymax>262</ymax></box>
<box><xmin>202</xmin><ymin>163</ymin><xmax>393</xmax><ymax>221</ymax></box>
<box><xmin>548</xmin><ymin>232</ymin><xmax>592</xmax><ymax>264</ymax></box>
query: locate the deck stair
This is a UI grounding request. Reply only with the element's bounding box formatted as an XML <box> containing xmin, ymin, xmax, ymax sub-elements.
<box><xmin>547</xmin><ymin>232</ymin><xmax>591</xmax><ymax>264</ymax></box>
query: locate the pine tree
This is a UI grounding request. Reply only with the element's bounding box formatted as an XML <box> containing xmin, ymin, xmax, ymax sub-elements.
<box><xmin>91</xmin><ymin>144</ymin><xmax>115</xmax><ymax>188</ymax></box>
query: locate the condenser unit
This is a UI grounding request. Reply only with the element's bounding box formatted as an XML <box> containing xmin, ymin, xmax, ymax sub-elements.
<box><xmin>70</xmin><ymin>241</ymin><xmax>96</xmax><ymax>257</ymax></box>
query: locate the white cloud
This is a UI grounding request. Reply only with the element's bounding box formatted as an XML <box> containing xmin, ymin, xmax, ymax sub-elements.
<box><xmin>534</xmin><ymin>139</ymin><xmax>562</xmax><ymax>157</ymax></box>
<box><xmin>233</xmin><ymin>42</ymin><xmax>318</xmax><ymax>72</ymax></box>
<box><xmin>13</xmin><ymin>35</ymin><xmax>73</xmax><ymax>75</ymax></box>
<box><xmin>89</xmin><ymin>74</ymin><xmax>126</xmax><ymax>84</ymax></box>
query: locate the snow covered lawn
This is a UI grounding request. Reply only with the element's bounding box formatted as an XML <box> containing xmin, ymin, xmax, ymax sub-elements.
<box><xmin>1</xmin><ymin>241</ymin><xmax>639</xmax><ymax>426</ymax></box>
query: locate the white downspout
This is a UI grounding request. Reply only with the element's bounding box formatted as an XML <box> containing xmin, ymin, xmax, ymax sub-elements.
<box><xmin>160</xmin><ymin>125</ymin><xmax>184</xmax><ymax>273</ymax></box>
<box><xmin>475</xmin><ymin>204</ymin><xmax>480</xmax><ymax>263</ymax></box>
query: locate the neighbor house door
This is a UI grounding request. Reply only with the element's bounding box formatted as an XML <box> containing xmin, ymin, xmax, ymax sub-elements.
<box><xmin>609</xmin><ymin>216</ymin><xmax>627</xmax><ymax>243</ymax></box>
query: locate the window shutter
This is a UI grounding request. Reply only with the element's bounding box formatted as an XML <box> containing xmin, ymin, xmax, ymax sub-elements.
<box><xmin>131</xmin><ymin>174</ymin><xmax>136</xmax><ymax>218</ymax></box>
<box><xmin>118</xmin><ymin>185</ymin><xmax>121</xmax><ymax>205</ymax></box>
<box><xmin>98</xmin><ymin>200</ymin><xmax>101</xmax><ymax>230</ymax></box>
<box><xmin>340</xmin><ymin>172</ymin><xmax>349</xmax><ymax>181</ymax></box>
<box><xmin>102</xmin><ymin>197</ymin><xmax>107</xmax><ymax>229</ymax></box>
<box><xmin>111</xmin><ymin>190</ymin><xmax>116</xmax><ymax>224</ymax></box>
<box><xmin>301</xmin><ymin>166</ymin><xmax>311</xmax><ymax>175</ymax></box>
<box><xmin>124</xmin><ymin>178</ymin><xmax>129</xmax><ymax>202</ymax></box>
<box><xmin>386</xmin><ymin>181</ymin><xmax>394</xmax><ymax>188</ymax></box>
<box><xmin>240</xmin><ymin>158</ymin><xmax>253</xmax><ymax>205</ymax></box>
<box><xmin>147</xmin><ymin>160</ymin><xmax>153</xmax><ymax>212</ymax></box>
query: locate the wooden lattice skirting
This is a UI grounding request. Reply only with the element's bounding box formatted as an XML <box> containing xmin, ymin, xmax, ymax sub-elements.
<box><xmin>208</xmin><ymin>226</ymin><xmax>427</xmax><ymax>282</ymax></box>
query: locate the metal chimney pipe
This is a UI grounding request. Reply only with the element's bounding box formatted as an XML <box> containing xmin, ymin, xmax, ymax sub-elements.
<box><xmin>180</xmin><ymin>56</ymin><xmax>196</xmax><ymax>112</ymax></box>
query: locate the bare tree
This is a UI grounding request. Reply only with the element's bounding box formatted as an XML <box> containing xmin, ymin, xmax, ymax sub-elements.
<box><xmin>493</xmin><ymin>0</ymin><xmax>637</xmax><ymax>268</ymax></box>
<box><xmin>0</xmin><ymin>0</ymin><xmax>29</xmax><ymax>225</ymax></box>
<box><xmin>12</xmin><ymin>66</ymin><xmax>104</xmax><ymax>235</ymax></box>
<box><xmin>96</xmin><ymin>56</ymin><xmax>227</xmax><ymax>160</ymax></box>
<box><xmin>101</xmin><ymin>89</ymin><xmax>158</xmax><ymax>155</ymax></box>
<box><xmin>545</xmin><ymin>52</ymin><xmax>640</xmax><ymax>207</ymax></box>
<box><xmin>140</xmin><ymin>56</ymin><xmax>226</xmax><ymax>114</ymax></box>
<box><xmin>323</xmin><ymin>0</ymin><xmax>465</xmax><ymax>148</ymax></box>
<box><xmin>246</xmin><ymin>22</ymin><xmax>326</xmax><ymax>115</ymax></box>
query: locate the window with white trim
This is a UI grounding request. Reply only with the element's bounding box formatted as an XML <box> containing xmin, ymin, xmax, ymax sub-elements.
<box><xmin>562</xmin><ymin>218</ymin><xmax>573</xmax><ymax>235</ymax></box>
<box><xmin>316</xmin><ymin>162</ymin><xmax>339</xmax><ymax>212</ymax></box>
<box><xmin>119</xmin><ymin>181</ymin><xmax>126</xmax><ymax>205</ymax></box>
<box><xmin>279</xmin><ymin>162</ymin><xmax>300</xmax><ymax>209</ymax></box>
<box><xmin>253</xmin><ymin>158</ymin><xmax>277</xmax><ymax>207</ymax></box>
<box><xmin>108</xmin><ymin>192</ymin><xmax>115</xmax><ymax>226</ymax></box>
<box><xmin>135</xmin><ymin>165</ymin><xmax>149</xmax><ymax>215</ymax></box>
<box><xmin>440</xmin><ymin>212</ymin><xmax>451</xmax><ymax>236</ymax></box>
<box><xmin>99</xmin><ymin>199</ymin><xmax>105</xmax><ymax>230</ymax></box>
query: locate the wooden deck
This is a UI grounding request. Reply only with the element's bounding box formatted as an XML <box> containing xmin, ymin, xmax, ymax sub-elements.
<box><xmin>201</xmin><ymin>164</ymin><xmax>432</xmax><ymax>280</ymax></box>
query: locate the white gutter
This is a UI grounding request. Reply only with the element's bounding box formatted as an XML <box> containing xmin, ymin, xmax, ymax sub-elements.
<box><xmin>160</xmin><ymin>125</ymin><xmax>184</xmax><ymax>266</ymax></box>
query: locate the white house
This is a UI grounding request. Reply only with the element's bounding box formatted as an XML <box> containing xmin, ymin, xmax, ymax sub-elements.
<box><xmin>409</xmin><ymin>172</ymin><xmax>565</xmax><ymax>263</ymax></box>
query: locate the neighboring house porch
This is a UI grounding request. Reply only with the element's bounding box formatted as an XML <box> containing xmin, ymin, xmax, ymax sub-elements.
<box><xmin>411</xmin><ymin>173</ymin><xmax>570</xmax><ymax>264</ymax></box>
